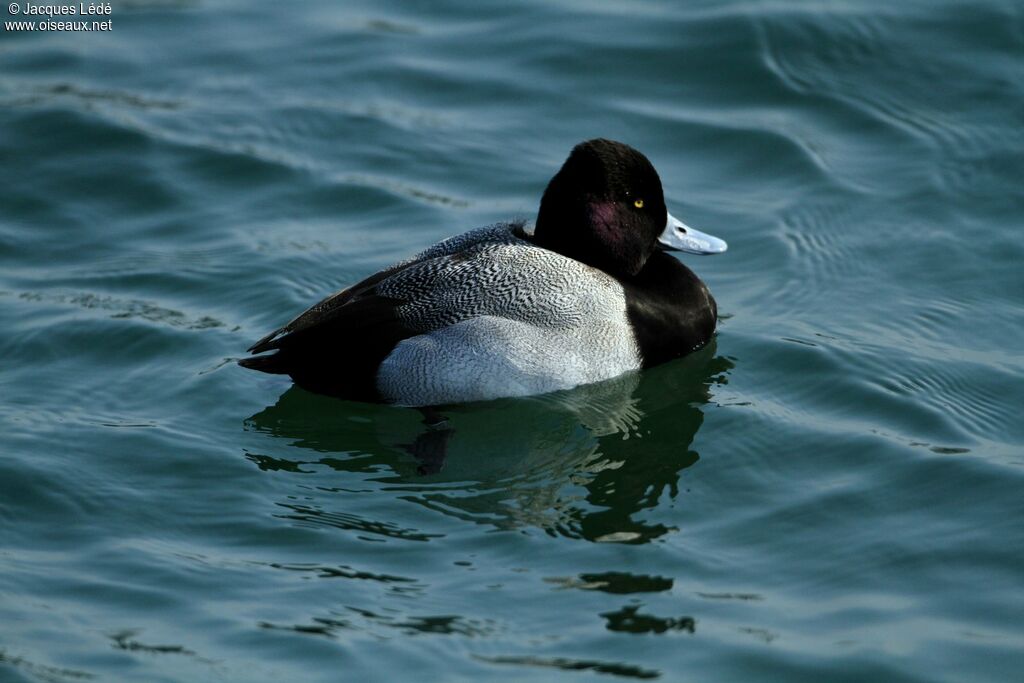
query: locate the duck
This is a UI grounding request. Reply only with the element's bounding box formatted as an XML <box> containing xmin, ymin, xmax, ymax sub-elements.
<box><xmin>240</xmin><ymin>138</ymin><xmax>727</xmax><ymax>407</ymax></box>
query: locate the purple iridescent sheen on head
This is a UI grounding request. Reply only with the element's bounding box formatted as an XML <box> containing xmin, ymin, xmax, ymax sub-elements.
<box><xmin>587</xmin><ymin>201</ymin><xmax>622</xmax><ymax>243</ymax></box>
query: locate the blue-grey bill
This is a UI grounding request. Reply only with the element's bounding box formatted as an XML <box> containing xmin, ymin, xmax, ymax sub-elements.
<box><xmin>657</xmin><ymin>212</ymin><xmax>728</xmax><ymax>254</ymax></box>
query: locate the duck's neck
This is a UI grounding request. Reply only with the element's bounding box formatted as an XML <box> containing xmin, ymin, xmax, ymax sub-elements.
<box><xmin>621</xmin><ymin>252</ymin><xmax>718</xmax><ymax>367</ymax></box>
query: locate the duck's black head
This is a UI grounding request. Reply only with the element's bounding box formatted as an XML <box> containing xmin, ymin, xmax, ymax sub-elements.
<box><xmin>534</xmin><ymin>139</ymin><xmax>670</xmax><ymax>277</ymax></box>
<box><xmin>533</xmin><ymin>139</ymin><xmax>727</xmax><ymax>278</ymax></box>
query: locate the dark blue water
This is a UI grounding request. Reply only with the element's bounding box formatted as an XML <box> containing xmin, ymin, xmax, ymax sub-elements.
<box><xmin>2</xmin><ymin>1</ymin><xmax>1023</xmax><ymax>681</ymax></box>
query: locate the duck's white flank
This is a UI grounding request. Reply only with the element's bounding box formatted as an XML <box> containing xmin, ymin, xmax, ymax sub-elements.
<box><xmin>375</xmin><ymin>225</ymin><xmax>641</xmax><ymax>405</ymax></box>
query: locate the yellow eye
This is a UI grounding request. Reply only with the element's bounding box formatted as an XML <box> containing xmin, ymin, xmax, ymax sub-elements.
<box><xmin>633</xmin><ymin>198</ymin><xmax>644</xmax><ymax>209</ymax></box>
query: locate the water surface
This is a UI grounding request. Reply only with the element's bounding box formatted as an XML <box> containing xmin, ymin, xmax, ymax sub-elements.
<box><xmin>2</xmin><ymin>1</ymin><xmax>1023</xmax><ymax>681</ymax></box>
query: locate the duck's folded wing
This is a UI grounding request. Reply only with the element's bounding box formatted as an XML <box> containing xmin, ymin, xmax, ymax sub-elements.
<box><xmin>245</xmin><ymin>222</ymin><xmax>525</xmax><ymax>355</ymax></box>
<box><xmin>239</xmin><ymin>223</ymin><xmax>532</xmax><ymax>399</ymax></box>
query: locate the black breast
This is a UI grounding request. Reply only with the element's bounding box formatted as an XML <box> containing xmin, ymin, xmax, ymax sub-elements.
<box><xmin>622</xmin><ymin>251</ymin><xmax>718</xmax><ymax>368</ymax></box>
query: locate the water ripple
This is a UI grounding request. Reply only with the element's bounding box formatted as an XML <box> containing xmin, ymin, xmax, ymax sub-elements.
<box><xmin>16</xmin><ymin>290</ymin><xmax>225</xmax><ymax>330</ymax></box>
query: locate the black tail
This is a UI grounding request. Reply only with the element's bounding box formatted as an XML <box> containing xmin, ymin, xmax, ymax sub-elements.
<box><xmin>238</xmin><ymin>353</ymin><xmax>290</xmax><ymax>375</ymax></box>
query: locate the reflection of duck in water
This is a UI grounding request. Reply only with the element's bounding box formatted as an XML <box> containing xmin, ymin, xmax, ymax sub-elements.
<box><xmin>245</xmin><ymin>347</ymin><xmax>732</xmax><ymax>544</ymax></box>
<box><xmin>404</xmin><ymin>369</ymin><xmax>647</xmax><ymax>475</ymax></box>
<box><xmin>240</xmin><ymin>139</ymin><xmax>726</xmax><ymax>407</ymax></box>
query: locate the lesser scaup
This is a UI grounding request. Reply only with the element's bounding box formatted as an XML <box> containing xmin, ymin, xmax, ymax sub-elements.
<box><xmin>240</xmin><ymin>139</ymin><xmax>727</xmax><ymax>406</ymax></box>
